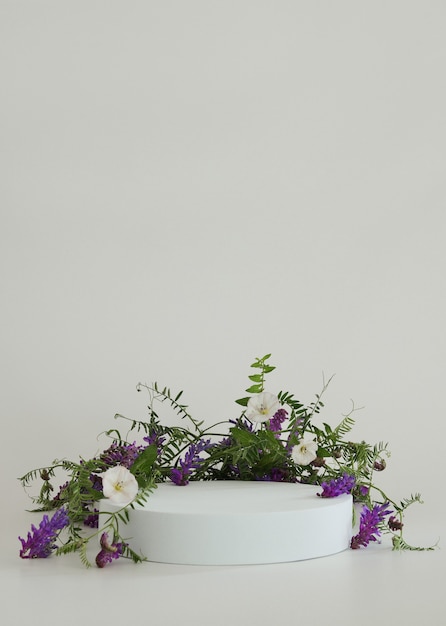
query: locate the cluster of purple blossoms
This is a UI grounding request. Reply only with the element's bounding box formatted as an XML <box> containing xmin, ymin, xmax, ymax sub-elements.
<box><xmin>19</xmin><ymin>507</ymin><xmax>70</xmax><ymax>559</ymax></box>
<box><xmin>89</xmin><ymin>473</ymin><xmax>103</xmax><ymax>493</ymax></box>
<box><xmin>218</xmin><ymin>435</ymin><xmax>233</xmax><ymax>447</ymax></box>
<box><xmin>350</xmin><ymin>502</ymin><xmax>393</xmax><ymax>549</ymax></box>
<box><xmin>388</xmin><ymin>515</ymin><xmax>404</xmax><ymax>531</ymax></box>
<box><xmin>95</xmin><ymin>532</ymin><xmax>126</xmax><ymax>568</ymax></box>
<box><xmin>83</xmin><ymin>509</ymin><xmax>99</xmax><ymax>529</ymax></box>
<box><xmin>229</xmin><ymin>417</ymin><xmax>254</xmax><ymax>431</ymax></box>
<box><xmin>171</xmin><ymin>439</ymin><xmax>211</xmax><ymax>486</ymax></box>
<box><xmin>52</xmin><ymin>481</ymin><xmax>69</xmax><ymax>502</ymax></box>
<box><xmin>258</xmin><ymin>468</ymin><xmax>295</xmax><ymax>482</ymax></box>
<box><xmin>143</xmin><ymin>432</ymin><xmax>166</xmax><ymax>457</ymax></box>
<box><xmin>318</xmin><ymin>473</ymin><xmax>356</xmax><ymax>498</ymax></box>
<box><xmin>219</xmin><ymin>416</ymin><xmax>254</xmax><ymax>448</ymax></box>
<box><xmin>268</xmin><ymin>408</ymin><xmax>288</xmax><ymax>434</ymax></box>
<box><xmin>100</xmin><ymin>442</ymin><xmax>144</xmax><ymax>469</ymax></box>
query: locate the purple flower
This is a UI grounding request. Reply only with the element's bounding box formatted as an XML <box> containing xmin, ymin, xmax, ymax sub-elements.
<box><xmin>268</xmin><ymin>408</ymin><xmax>288</xmax><ymax>434</ymax></box>
<box><xmin>95</xmin><ymin>532</ymin><xmax>125</xmax><ymax>568</ymax></box>
<box><xmin>52</xmin><ymin>481</ymin><xmax>69</xmax><ymax>502</ymax></box>
<box><xmin>229</xmin><ymin>417</ymin><xmax>255</xmax><ymax>431</ymax></box>
<box><xmin>143</xmin><ymin>432</ymin><xmax>166</xmax><ymax>457</ymax></box>
<box><xmin>218</xmin><ymin>435</ymin><xmax>233</xmax><ymax>447</ymax></box>
<box><xmin>318</xmin><ymin>473</ymin><xmax>356</xmax><ymax>498</ymax></box>
<box><xmin>83</xmin><ymin>509</ymin><xmax>99</xmax><ymax>528</ymax></box>
<box><xmin>257</xmin><ymin>468</ymin><xmax>295</xmax><ymax>482</ymax></box>
<box><xmin>388</xmin><ymin>515</ymin><xmax>404</xmax><ymax>531</ymax></box>
<box><xmin>351</xmin><ymin>502</ymin><xmax>393</xmax><ymax>549</ymax></box>
<box><xmin>171</xmin><ymin>439</ymin><xmax>211</xmax><ymax>486</ymax></box>
<box><xmin>19</xmin><ymin>507</ymin><xmax>70</xmax><ymax>559</ymax></box>
<box><xmin>100</xmin><ymin>442</ymin><xmax>143</xmax><ymax>469</ymax></box>
<box><xmin>89</xmin><ymin>473</ymin><xmax>103</xmax><ymax>492</ymax></box>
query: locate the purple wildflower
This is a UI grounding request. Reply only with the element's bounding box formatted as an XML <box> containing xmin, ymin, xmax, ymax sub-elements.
<box><xmin>19</xmin><ymin>507</ymin><xmax>70</xmax><ymax>559</ymax></box>
<box><xmin>388</xmin><ymin>515</ymin><xmax>404</xmax><ymax>531</ymax></box>
<box><xmin>258</xmin><ymin>468</ymin><xmax>295</xmax><ymax>482</ymax></box>
<box><xmin>95</xmin><ymin>532</ymin><xmax>126</xmax><ymax>568</ymax></box>
<box><xmin>351</xmin><ymin>502</ymin><xmax>393</xmax><ymax>549</ymax></box>
<box><xmin>268</xmin><ymin>408</ymin><xmax>288</xmax><ymax>434</ymax></box>
<box><xmin>83</xmin><ymin>509</ymin><xmax>99</xmax><ymax>528</ymax></box>
<box><xmin>227</xmin><ymin>463</ymin><xmax>241</xmax><ymax>477</ymax></box>
<box><xmin>171</xmin><ymin>439</ymin><xmax>211</xmax><ymax>486</ymax></box>
<box><xmin>218</xmin><ymin>435</ymin><xmax>233</xmax><ymax>447</ymax></box>
<box><xmin>100</xmin><ymin>442</ymin><xmax>143</xmax><ymax>469</ymax></box>
<box><xmin>230</xmin><ymin>417</ymin><xmax>254</xmax><ymax>431</ymax></box>
<box><xmin>52</xmin><ymin>481</ymin><xmax>69</xmax><ymax>502</ymax></box>
<box><xmin>318</xmin><ymin>473</ymin><xmax>356</xmax><ymax>498</ymax></box>
<box><xmin>89</xmin><ymin>473</ymin><xmax>103</xmax><ymax>492</ymax></box>
<box><xmin>143</xmin><ymin>432</ymin><xmax>166</xmax><ymax>457</ymax></box>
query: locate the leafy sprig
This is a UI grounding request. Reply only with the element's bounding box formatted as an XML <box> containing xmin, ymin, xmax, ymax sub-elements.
<box><xmin>18</xmin><ymin>354</ymin><xmax>435</xmax><ymax>567</ymax></box>
<box><xmin>236</xmin><ymin>354</ymin><xmax>276</xmax><ymax>406</ymax></box>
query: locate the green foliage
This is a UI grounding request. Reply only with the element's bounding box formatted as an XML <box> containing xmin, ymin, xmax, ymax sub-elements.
<box><xmin>130</xmin><ymin>444</ymin><xmax>157</xmax><ymax>488</ymax></box>
<box><xmin>236</xmin><ymin>354</ymin><xmax>276</xmax><ymax>405</ymax></box>
<box><xmin>392</xmin><ymin>536</ymin><xmax>437</xmax><ymax>551</ymax></box>
<box><xmin>221</xmin><ymin>427</ymin><xmax>290</xmax><ymax>481</ymax></box>
<box><xmin>395</xmin><ymin>493</ymin><xmax>424</xmax><ymax>512</ymax></box>
<box><xmin>18</xmin><ymin>353</ymin><xmax>434</xmax><ymax>568</ymax></box>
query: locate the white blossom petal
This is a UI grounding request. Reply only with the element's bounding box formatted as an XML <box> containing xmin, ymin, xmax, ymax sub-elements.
<box><xmin>245</xmin><ymin>392</ymin><xmax>281</xmax><ymax>423</ymax></box>
<box><xmin>102</xmin><ymin>465</ymin><xmax>139</xmax><ymax>506</ymax></box>
<box><xmin>291</xmin><ymin>439</ymin><xmax>318</xmax><ymax>466</ymax></box>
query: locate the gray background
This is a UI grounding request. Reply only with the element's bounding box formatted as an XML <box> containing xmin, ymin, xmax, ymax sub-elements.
<box><xmin>1</xmin><ymin>3</ymin><xmax>444</xmax><ymax>612</ymax></box>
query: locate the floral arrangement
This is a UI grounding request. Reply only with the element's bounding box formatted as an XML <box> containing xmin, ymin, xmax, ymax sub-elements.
<box><xmin>19</xmin><ymin>355</ymin><xmax>433</xmax><ymax>568</ymax></box>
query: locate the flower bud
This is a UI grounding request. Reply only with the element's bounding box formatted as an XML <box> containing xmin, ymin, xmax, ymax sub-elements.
<box><xmin>388</xmin><ymin>515</ymin><xmax>404</xmax><ymax>531</ymax></box>
<box><xmin>311</xmin><ymin>457</ymin><xmax>326</xmax><ymax>468</ymax></box>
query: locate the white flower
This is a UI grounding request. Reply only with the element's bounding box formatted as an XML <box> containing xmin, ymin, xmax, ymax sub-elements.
<box><xmin>291</xmin><ymin>439</ymin><xmax>318</xmax><ymax>466</ymax></box>
<box><xmin>246</xmin><ymin>392</ymin><xmax>281</xmax><ymax>423</ymax></box>
<box><xmin>102</xmin><ymin>465</ymin><xmax>139</xmax><ymax>506</ymax></box>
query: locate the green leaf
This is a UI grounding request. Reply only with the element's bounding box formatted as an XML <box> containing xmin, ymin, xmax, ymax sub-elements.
<box><xmin>316</xmin><ymin>447</ymin><xmax>331</xmax><ymax>458</ymax></box>
<box><xmin>130</xmin><ymin>444</ymin><xmax>157</xmax><ymax>476</ymax></box>
<box><xmin>235</xmin><ymin>397</ymin><xmax>249</xmax><ymax>406</ymax></box>
<box><xmin>248</xmin><ymin>374</ymin><xmax>263</xmax><ymax>382</ymax></box>
<box><xmin>245</xmin><ymin>384</ymin><xmax>262</xmax><ymax>393</ymax></box>
<box><xmin>230</xmin><ymin>427</ymin><xmax>258</xmax><ymax>448</ymax></box>
<box><xmin>105</xmin><ymin>428</ymin><xmax>123</xmax><ymax>440</ymax></box>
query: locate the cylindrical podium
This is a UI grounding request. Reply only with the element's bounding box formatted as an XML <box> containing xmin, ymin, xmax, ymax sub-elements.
<box><xmin>100</xmin><ymin>481</ymin><xmax>353</xmax><ymax>565</ymax></box>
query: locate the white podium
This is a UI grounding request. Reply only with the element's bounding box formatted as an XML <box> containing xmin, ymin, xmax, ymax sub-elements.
<box><xmin>100</xmin><ymin>481</ymin><xmax>353</xmax><ymax>565</ymax></box>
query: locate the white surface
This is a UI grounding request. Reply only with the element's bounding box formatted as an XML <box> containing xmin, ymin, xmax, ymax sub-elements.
<box><xmin>1</xmin><ymin>0</ymin><xmax>446</xmax><ymax>623</ymax></box>
<box><xmin>2</xmin><ymin>505</ymin><xmax>444</xmax><ymax>626</ymax></box>
<box><xmin>100</xmin><ymin>481</ymin><xmax>353</xmax><ymax>564</ymax></box>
